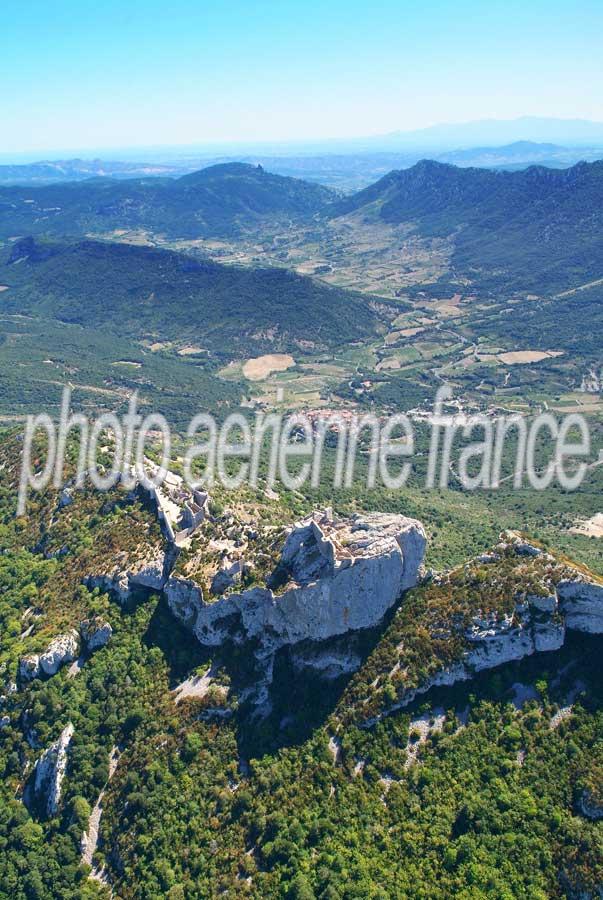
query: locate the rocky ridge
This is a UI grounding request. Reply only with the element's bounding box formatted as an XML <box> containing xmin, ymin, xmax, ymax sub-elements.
<box><xmin>83</xmin><ymin>461</ymin><xmax>207</xmax><ymax>600</ymax></box>
<box><xmin>78</xmin><ymin>464</ymin><xmax>603</xmax><ymax>722</ymax></box>
<box><xmin>353</xmin><ymin>534</ymin><xmax>603</xmax><ymax>727</ymax></box>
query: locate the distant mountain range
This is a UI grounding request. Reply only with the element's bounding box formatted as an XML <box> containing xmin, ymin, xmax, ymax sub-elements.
<box><xmin>3</xmin><ymin>116</ymin><xmax>603</xmax><ymax>165</ymax></box>
<box><xmin>377</xmin><ymin>116</ymin><xmax>603</xmax><ymax>149</ymax></box>
<box><xmin>0</xmin><ymin>158</ymin><xmax>188</xmax><ymax>185</ymax></box>
<box><xmin>1</xmin><ymin>139</ymin><xmax>601</xmax><ymax>193</ymax></box>
<box><xmin>330</xmin><ymin>158</ymin><xmax>603</xmax><ymax>293</ymax></box>
<box><xmin>436</xmin><ymin>140</ymin><xmax>600</xmax><ymax>169</ymax></box>
<box><xmin>230</xmin><ymin>142</ymin><xmax>603</xmax><ymax>189</ymax></box>
<box><xmin>0</xmin><ymin>163</ymin><xmax>335</xmax><ymax>239</ymax></box>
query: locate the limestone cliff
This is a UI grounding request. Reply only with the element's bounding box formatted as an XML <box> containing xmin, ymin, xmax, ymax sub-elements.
<box><xmin>33</xmin><ymin>723</ymin><xmax>74</xmax><ymax>818</ymax></box>
<box><xmin>165</xmin><ymin>509</ymin><xmax>427</xmax><ymax>656</ymax></box>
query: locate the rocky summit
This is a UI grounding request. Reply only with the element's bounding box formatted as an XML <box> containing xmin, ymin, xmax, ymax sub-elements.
<box><xmin>165</xmin><ymin>509</ymin><xmax>427</xmax><ymax>655</ymax></box>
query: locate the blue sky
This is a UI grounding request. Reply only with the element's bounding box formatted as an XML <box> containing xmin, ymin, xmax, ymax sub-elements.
<box><xmin>1</xmin><ymin>0</ymin><xmax>602</xmax><ymax>154</ymax></box>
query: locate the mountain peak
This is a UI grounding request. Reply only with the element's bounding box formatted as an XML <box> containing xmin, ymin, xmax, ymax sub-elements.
<box><xmin>177</xmin><ymin>161</ymin><xmax>264</xmax><ymax>183</ymax></box>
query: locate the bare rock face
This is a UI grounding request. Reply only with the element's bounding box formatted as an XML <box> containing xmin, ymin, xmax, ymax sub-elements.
<box><xmin>80</xmin><ymin>618</ymin><xmax>113</xmax><ymax>652</ymax></box>
<box><xmin>128</xmin><ymin>553</ymin><xmax>169</xmax><ymax>592</ymax></box>
<box><xmin>462</xmin><ymin>593</ymin><xmax>569</xmax><ymax>669</ymax></box>
<box><xmin>33</xmin><ymin>723</ymin><xmax>74</xmax><ymax>817</ymax></box>
<box><xmin>533</xmin><ymin>618</ymin><xmax>566</xmax><ymax>652</ymax></box>
<box><xmin>39</xmin><ymin>631</ymin><xmax>80</xmax><ymax>676</ymax></box>
<box><xmin>19</xmin><ymin>655</ymin><xmax>41</xmax><ymax>681</ymax></box>
<box><xmin>85</xmin><ymin>546</ymin><xmax>173</xmax><ymax>604</ymax></box>
<box><xmin>465</xmin><ymin>611</ymin><xmax>535</xmax><ymax>671</ymax></box>
<box><xmin>166</xmin><ymin>510</ymin><xmax>427</xmax><ymax>656</ymax></box>
<box><xmin>557</xmin><ymin>579</ymin><xmax>603</xmax><ymax>633</ymax></box>
<box><xmin>19</xmin><ymin>631</ymin><xmax>80</xmax><ymax>681</ymax></box>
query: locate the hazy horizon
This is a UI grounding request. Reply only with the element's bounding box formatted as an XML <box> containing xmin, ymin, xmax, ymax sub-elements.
<box><xmin>2</xmin><ymin>115</ymin><xmax>603</xmax><ymax>166</ymax></box>
<box><xmin>3</xmin><ymin>0</ymin><xmax>603</xmax><ymax>155</ymax></box>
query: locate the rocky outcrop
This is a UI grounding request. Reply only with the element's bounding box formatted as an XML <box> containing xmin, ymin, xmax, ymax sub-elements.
<box><xmin>85</xmin><ymin>572</ymin><xmax>131</xmax><ymax>604</ymax></box>
<box><xmin>85</xmin><ymin>545</ymin><xmax>174</xmax><ymax>604</ymax></box>
<box><xmin>580</xmin><ymin>367</ymin><xmax>602</xmax><ymax>394</ymax></box>
<box><xmin>21</xmin><ymin>618</ymin><xmax>112</xmax><ymax>685</ymax></box>
<box><xmin>58</xmin><ymin>486</ymin><xmax>74</xmax><ymax>509</ymax></box>
<box><xmin>80</xmin><ymin>618</ymin><xmax>112</xmax><ymax>651</ymax></box>
<box><xmin>33</xmin><ymin>723</ymin><xmax>74</xmax><ymax>817</ymax></box>
<box><xmin>210</xmin><ymin>558</ymin><xmax>246</xmax><ymax>595</ymax></box>
<box><xmin>19</xmin><ymin>631</ymin><xmax>80</xmax><ymax>682</ymax></box>
<box><xmin>40</xmin><ymin>631</ymin><xmax>80</xmax><ymax>675</ymax></box>
<box><xmin>127</xmin><ymin>553</ymin><xmax>169</xmax><ymax>592</ymax></box>
<box><xmin>448</xmin><ymin>577</ymin><xmax>598</xmax><ymax>679</ymax></box>
<box><xmin>19</xmin><ymin>655</ymin><xmax>41</xmax><ymax>681</ymax></box>
<box><xmin>500</xmin><ymin>531</ymin><xmax>546</xmax><ymax>558</ymax></box>
<box><xmin>166</xmin><ymin>510</ymin><xmax>426</xmax><ymax>657</ymax></box>
<box><xmin>461</xmin><ymin>590</ymin><xmax>571</xmax><ymax>670</ymax></box>
<box><xmin>167</xmin><ymin>509</ymin><xmax>426</xmax><ymax>714</ymax></box>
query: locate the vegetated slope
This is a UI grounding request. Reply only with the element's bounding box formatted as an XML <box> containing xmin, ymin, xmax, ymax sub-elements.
<box><xmin>0</xmin><ymin>162</ymin><xmax>335</xmax><ymax>239</ymax></box>
<box><xmin>479</xmin><ymin>282</ymin><xmax>603</xmax><ymax>363</ymax></box>
<box><xmin>0</xmin><ymin>315</ymin><xmax>244</xmax><ymax>425</ymax></box>
<box><xmin>330</xmin><ymin>159</ymin><xmax>603</xmax><ymax>293</ymax></box>
<box><xmin>0</xmin><ymin>237</ymin><xmax>388</xmax><ymax>354</ymax></box>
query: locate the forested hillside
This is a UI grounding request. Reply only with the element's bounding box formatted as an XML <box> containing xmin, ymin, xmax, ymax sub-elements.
<box><xmin>330</xmin><ymin>159</ymin><xmax>603</xmax><ymax>293</ymax></box>
<box><xmin>0</xmin><ymin>163</ymin><xmax>335</xmax><ymax>240</ymax></box>
<box><xmin>0</xmin><ymin>237</ymin><xmax>389</xmax><ymax>355</ymax></box>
